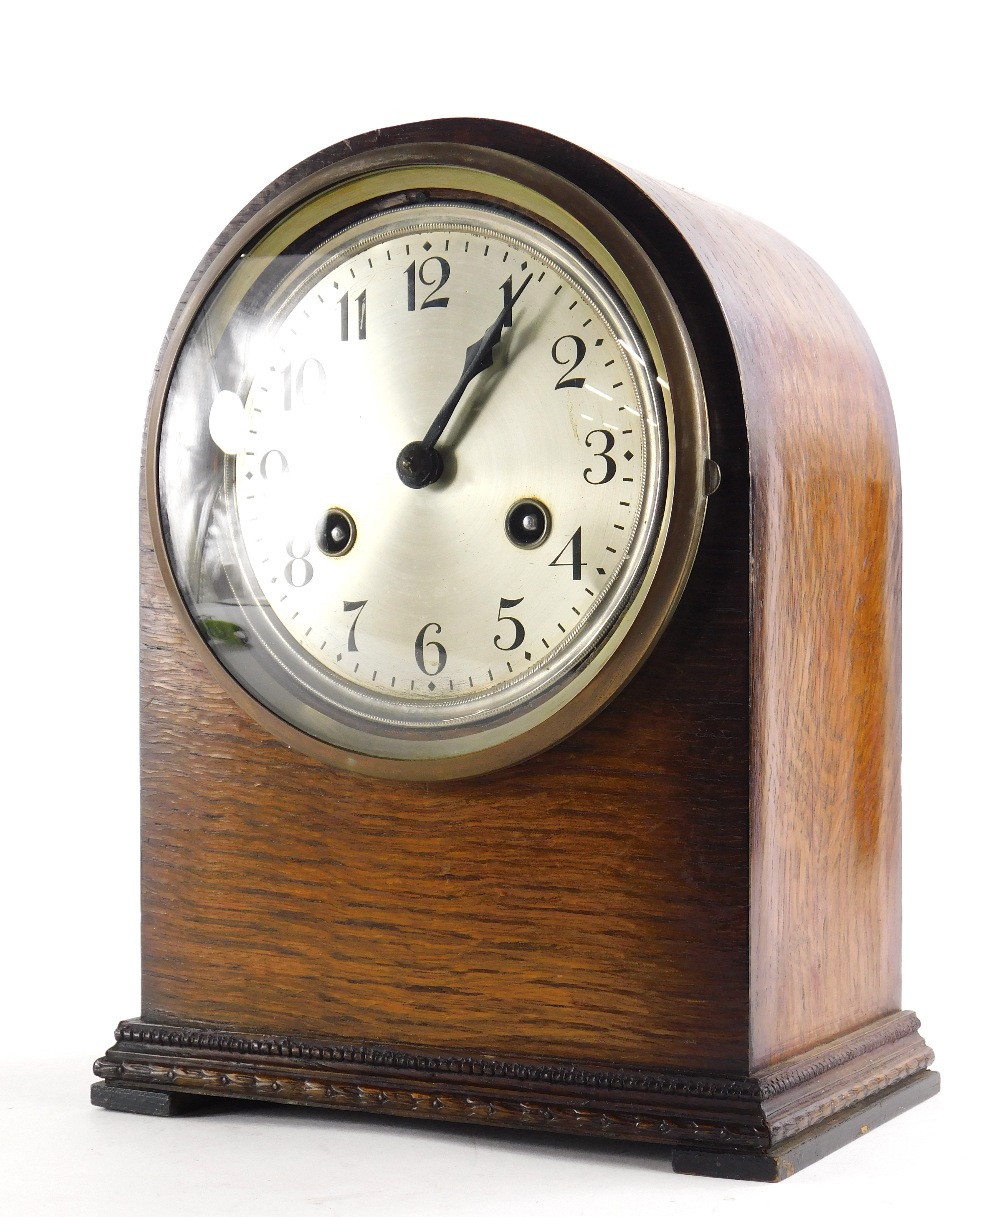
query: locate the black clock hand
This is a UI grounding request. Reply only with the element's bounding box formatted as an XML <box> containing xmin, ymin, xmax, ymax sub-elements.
<box><xmin>396</xmin><ymin>274</ymin><xmax>533</xmax><ymax>488</ymax></box>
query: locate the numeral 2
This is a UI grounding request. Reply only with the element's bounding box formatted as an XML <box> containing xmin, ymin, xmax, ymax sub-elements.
<box><xmin>551</xmin><ymin>335</ymin><xmax>586</xmax><ymax>390</ymax></box>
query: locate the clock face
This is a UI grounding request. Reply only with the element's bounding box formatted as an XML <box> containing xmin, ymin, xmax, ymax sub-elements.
<box><xmin>154</xmin><ymin>161</ymin><xmax>709</xmax><ymax>776</ymax></box>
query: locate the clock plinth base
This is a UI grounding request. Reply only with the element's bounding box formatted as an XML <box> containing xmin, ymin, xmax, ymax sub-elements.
<box><xmin>672</xmin><ymin>1069</ymin><xmax>940</xmax><ymax>1181</ymax></box>
<box><xmin>93</xmin><ymin>1011</ymin><xmax>934</xmax><ymax>1180</ymax></box>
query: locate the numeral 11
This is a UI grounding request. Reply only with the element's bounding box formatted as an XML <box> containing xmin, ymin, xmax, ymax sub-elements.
<box><xmin>338</xmin><ymin>289</ymin><xmax>367</xmax><ymax>340</ymax></box>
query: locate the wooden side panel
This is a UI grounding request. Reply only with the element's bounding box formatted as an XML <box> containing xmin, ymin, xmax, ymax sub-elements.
<box><xmin>630</xmin><ymin>173</ymin><xmax>902</xmax><ymax>1067</ymax></box>
<box><xmin>139</xmin><ymin>431</ymin><xmax>752</xmax><ymax>1072</ymax></box>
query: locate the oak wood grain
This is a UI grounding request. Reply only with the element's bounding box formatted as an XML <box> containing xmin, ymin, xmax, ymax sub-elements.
<box><xmin>626</xmin><ymin>174</ymin><xmax>903</xmax><ymax>1066</ymax></box>
<box><xmin>139</xmin><ymin>442</ymin><xmax>751</xmax><ymax>1070</ymax></box>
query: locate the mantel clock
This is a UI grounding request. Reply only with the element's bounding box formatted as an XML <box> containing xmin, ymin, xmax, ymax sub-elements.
<box><xmin>92</xmin><ymin>118</ymin><xmax>937</xmax><ymax>1181</ymax></box>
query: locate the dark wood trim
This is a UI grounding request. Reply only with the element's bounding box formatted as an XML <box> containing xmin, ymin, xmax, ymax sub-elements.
<box><xmin>101</xmin><ymin>1010</ymin><xmax>922</xmax><ymax>1103</ymax></box>
<box><xmin>94</xmin><ymin>1011</ymin><xmax>932</xmax><ymax>1156</ymax></box>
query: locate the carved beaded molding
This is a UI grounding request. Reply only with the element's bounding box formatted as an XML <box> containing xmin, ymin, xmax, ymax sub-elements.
<box><xmin>94</xmin><ymin>1058</ymin><xmax>767</xmax><ymax>1146</ymax></box>
<box><xmin>768</xmin><ymin>1053</ymin><xmax>933</xmax><ymax>1142</ymax></box>
<box><xmin>106</xmin><ymin>1011</ymin><xmax>924</xmax><ymax>1104</ymax></box>
<box><xmin>756</xmin><ymin>1012</ymin><xmax>924</xmax><ymax>1099</ymax></box>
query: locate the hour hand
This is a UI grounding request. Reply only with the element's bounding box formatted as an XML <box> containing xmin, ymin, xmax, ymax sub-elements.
<box><xmin>396</xmin><ymin>274</ymin><xmax>532</xmax><ymax>489</ymax></box>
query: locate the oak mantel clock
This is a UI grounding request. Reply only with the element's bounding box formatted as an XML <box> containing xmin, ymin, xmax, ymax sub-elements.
<box><xmin>92</xmin><ymin>118</ymin><xmax>937</xmax><ymax>1181</ymax></box>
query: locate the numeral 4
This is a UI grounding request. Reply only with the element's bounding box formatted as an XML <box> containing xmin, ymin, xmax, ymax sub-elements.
<box><xmin>549</xmin><ymin>528</ymin><xmax>585</xmax><ymax>580</ymax></box>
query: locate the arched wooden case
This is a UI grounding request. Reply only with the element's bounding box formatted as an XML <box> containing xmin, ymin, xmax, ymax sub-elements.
<box><xmin>92</xmin><ymin>119</ymin><xmax>937</xmax><ymax>1181</ymax></box>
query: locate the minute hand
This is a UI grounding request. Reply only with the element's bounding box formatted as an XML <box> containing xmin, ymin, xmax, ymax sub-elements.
<box><xmin>422</xmin><ymin>273</ymin><xmax>532</xmax><ymax>449</ymax></box>
<box><xmin>396</xmin><ymin>274</ymin><xmax>532</xmax><ymax>489</ymax></box>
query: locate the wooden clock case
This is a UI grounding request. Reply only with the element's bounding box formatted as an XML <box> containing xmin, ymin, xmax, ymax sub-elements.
<box><xmin>92</xmin><ymin>118</ymin><xmax>937</xmax><ymax>1181</ymax></box>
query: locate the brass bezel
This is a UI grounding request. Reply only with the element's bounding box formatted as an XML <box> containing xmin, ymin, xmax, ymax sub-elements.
<box><xmin>146</xmin><ymin>134</ymin><xmax>710</xmax><ymax>780</ymax></box>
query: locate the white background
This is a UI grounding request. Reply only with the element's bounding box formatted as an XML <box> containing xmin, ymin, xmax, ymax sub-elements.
<box><xmin>2</xmin><ymin>1</ymin><xmax>996</xmax><ymax>1211</ymax></box>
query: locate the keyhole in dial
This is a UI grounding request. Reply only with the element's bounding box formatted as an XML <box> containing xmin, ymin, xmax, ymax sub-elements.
<box><xmin>505</xmin><ymin>499</ymin><xmax>551</xmax><ymax>549</ymax></box>
<box><xmin>317</xmin><ymin>508</ymin><xmax>357</xmax><ymax>556</ymax></box>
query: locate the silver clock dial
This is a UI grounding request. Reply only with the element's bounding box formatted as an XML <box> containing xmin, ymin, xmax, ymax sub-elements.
<box><xmin>214</xmin><ymin>204</ymin><xmax>662</xmax><ymax>727</ymax></box>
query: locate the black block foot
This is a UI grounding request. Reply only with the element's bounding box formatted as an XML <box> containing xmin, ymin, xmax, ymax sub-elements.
<box><xmin>91</xmin><ymin>1081</ymin><xmax>216</xmax><ymax>1117</ymax></box>
<box><xmin>672</xmin><ymin>1069</ymin><xmax>940</xmax><ymax>1181</ymax></box>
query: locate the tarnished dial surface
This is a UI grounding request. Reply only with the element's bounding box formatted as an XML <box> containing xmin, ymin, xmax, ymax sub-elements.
<box><xmin>158</xmin><ymin>200</ymin><xmax>674</xmax><ymax>762</ymax></box>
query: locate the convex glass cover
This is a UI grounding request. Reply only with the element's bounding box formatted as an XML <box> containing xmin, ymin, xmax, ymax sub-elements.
<box><xmin>153</xmin><ymin>161</ymin><xmax>709</xmax><ymax>775</ymax></box>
